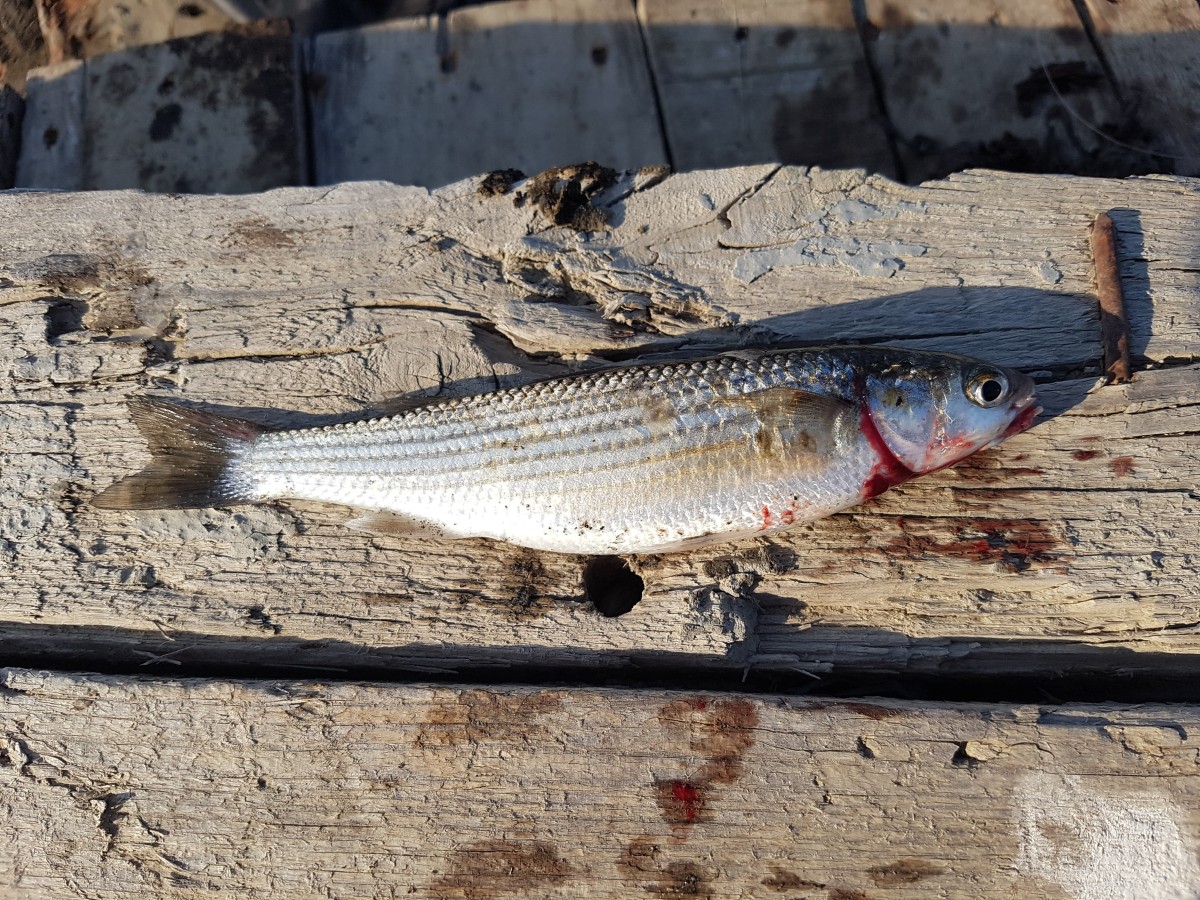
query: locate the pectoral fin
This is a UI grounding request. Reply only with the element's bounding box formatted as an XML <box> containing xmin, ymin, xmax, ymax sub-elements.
<box><xmin>723</xmin><ymin>387</ymin><xmax>855</xmax><ymax>463</ymax></box>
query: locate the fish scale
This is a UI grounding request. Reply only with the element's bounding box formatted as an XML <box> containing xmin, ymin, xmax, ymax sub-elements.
<box><xmin>93</xmin><ymin>347</ymin><xmax>1039</xmax><ymax>555</ymax></box>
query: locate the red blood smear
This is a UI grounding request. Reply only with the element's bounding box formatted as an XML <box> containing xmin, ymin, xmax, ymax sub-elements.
<box><xmin>780</xmin><ymin>509</ymin><xmax>795</xmax><ymax>525</ymax></box>
<box><xmin>858</xmin><ymin>407</ymin><xmax>914</xmax><ymax>499</ymax></box>
<box><xmin>759</xmin><ymin>505</ymin><xmax>772</xmax><ymax>530</ymax></box>
<box><xmin>671</xmin><ymin>781</ymin><xmax>702</xmax><ymax>821</ymax></box>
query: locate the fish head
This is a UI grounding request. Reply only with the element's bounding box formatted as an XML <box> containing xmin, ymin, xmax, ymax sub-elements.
<box><xmin>865</xmin><ymin>354</ymin><xmax>1039</xmax><ymax>474</ymax></box>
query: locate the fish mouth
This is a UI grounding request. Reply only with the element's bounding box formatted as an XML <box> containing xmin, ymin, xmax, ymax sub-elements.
<box><xmin>1000</xmin><ymin>401</ymin><xmax>1041</xmax><ymax>440</ymax></box>
<box><xmin>996</xmin><ymin>370</ymin><xmax>1040</xmax><ymax>442</ymax></box>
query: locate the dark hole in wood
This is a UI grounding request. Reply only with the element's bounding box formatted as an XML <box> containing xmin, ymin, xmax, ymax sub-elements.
<box><xmin>45</xmin><ymin>298</ymin><xmax>86</xmax><ymax>341</ymax></box>
<box><xmin>43</xmin><ymin>127</ymin><xmax>58</xmax><ymax>149</ymax></box>
<box><xmin>583</xmin><ymin>555</ymin><xmax>643</xmax><ymax>618</ymax></box>
<box><xmin>178</xmin><ymin>3</ymin><xmax>205</xmax><ymax>16</ymax></box>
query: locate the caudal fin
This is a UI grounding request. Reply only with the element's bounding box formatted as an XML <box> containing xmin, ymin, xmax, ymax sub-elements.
<box><xmin>92</xmin><ymin>397</ymin><xmax>267</xmax><ymax>510</ymax></box>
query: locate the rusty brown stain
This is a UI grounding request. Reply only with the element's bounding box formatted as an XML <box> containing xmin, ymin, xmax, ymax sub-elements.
<box><xmin>828</xmin><ymin>890</ymin><xmax>872</xmax><ymax>900</ymax></box>
<box><xmin>867</xmin><ymin>858</ymin><xmax>943</xmax><ymax>886</ymax></box>
<box><xmin>951</xmin><ymin>449</ymin><xmax>1045</xmax><ymax>481</ymax></box>
<box><xmin>649</xmin><ymin>861</ymin><xmax>711</xmax><ymax>897</ymax></box>
<box><xmin>884</xmin><ymin>518</ymin><xmax>1064</xmax><ymax>574</ymax></box>
<box><xmin>230</xmin><ymin>215</ymin><xmax>296</xmax><ymax>250</ymax></box>
<box><xmin>802</xmin><ymin>701</ymin><xmax>903</xmax><ymax>720</ymax></box>
<box><xmin>842</xmin><ymin>703</ymin><xmax>904</xmax><ymax>721</ymax></box>
<box><xmin>415</xmin><ymin>691</ymin><xmax>561</xmax><ymax>748</ymax></box>
<box><xmin>618</xmin><ymin>839</ymin><xmax>713</xmax><ymax>897</ymax></box>
<box><xmin>1072</xmin><ymin>449</ymin><xmax>1098</xmax><ymax>461</ymax></box>
<box><xmin>1109</xmin><ymin>456</ymin><xmax>1136</xmax><ymax>477</ymax></box>
<box><xmin>428</xmin><ymin>840</ymin><xmax>573</xmax><ymax>899</ymax></box>
<box><xmin>762</xmin><ymin>866</ymin><xmax>825</xmax><ymax>891</ymax></box>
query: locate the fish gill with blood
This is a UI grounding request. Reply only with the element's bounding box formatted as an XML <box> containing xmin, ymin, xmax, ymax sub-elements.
<box><xmin>92</xmin><ymin>346</ymin><xmax>1040</xmax><ymax>555</ymax></box>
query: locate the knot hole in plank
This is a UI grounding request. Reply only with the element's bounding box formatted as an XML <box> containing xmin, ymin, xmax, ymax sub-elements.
<box><xmin>583</xmin><ymin>555</ymin><xmax>643</xmax><ymax>617</ymax></box>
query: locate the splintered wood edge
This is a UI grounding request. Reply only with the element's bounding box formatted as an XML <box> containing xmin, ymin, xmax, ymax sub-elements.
<box><xmin>1</xmin><ymin>668</ymin><xmax>1199</xmax><ymax>899</ymax></box>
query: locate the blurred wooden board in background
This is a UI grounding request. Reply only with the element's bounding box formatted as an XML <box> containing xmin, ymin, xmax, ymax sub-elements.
<box><xmin>8</xmin><ymin>0</ymin><xmax>1200</xmax><ymax>191</ymax></box>
<box><xmin>638</xmin><ymin>0</ymin><xmax>896</xmax><ymax>177</ymax></box>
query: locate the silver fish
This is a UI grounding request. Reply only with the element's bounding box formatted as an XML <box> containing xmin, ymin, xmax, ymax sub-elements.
<box><xmin>93</xmin><ymin>347</ymin><xmax>1039</xmax><ymax>554</ymax></box>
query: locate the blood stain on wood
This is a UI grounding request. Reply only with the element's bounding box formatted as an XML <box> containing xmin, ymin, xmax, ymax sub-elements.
<box><xmin>653</xmin><ymin>698</ymin><xmax>758</xmax><ymax>829</ymax></box>
<box><xmin>761</xmin><ymin>866</ymin><xmax>825</xmax><ymax>891</ymax></box>
<box><xmin>866</xmin><ymin>858</ymin><xmax>943</xmax><ymax>885</ymax></box>
<box><xmin>1109</xmin><ymin>456</ymin><xmax>1136</xmax><ymax>477</ymax></box>
<box><xmin>428</xmin><ymin>840</ymin><xmax>573</xmax><ymax>899</ymax></box>
<box><xmin>885</xmin><ymin>519</ymin><xmax>1063</xmax><ymax>573</ymax></box>
<box><xmin>828</xmin><ymin>890</ymin><xmax>872</xmax><ymax>900</ymax></box>
<box><xmin>414</xmin><ymin>691</ymin><xmax>561</xmax><ymax>747</ymax></box>
<box><xmin>1073</xmin><ymin>449</ymin><xmax>1099</xmax><ymax>461</ymax></box>
<box><xmin>655</xmin><ymin>779</ymin><xmax>706</xmax><ymax>825</ymax></box>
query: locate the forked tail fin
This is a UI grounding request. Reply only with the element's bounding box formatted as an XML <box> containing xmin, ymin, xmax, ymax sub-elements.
<box><xmin>92</xmin><ymin>397</ymin><xmax>268</xmax><ymax>510</ymax></box>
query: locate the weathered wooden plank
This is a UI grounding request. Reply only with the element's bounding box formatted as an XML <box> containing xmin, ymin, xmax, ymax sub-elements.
<box><xmin>15</xmin><ymin>20</ymin><xmax>303</xmax><ymax>193</ymax></box>
<box><xmin>637</xmin><ymin>0</ymin><xmax>896</xmax><ymax>176</ymax></box>
<box><xmin>307</xmin><ymin>0</ymin><xmax>668</xmax><ymax>188</ymax></box>
<box><xmin>1080</xmin><ymin>0</ymin><xmax>1200</xmax><ymax>177</ymax></box>
<box><xmin>1</xmin><ymin>669</ymin><xmax>1199</xmax><ymax>898</ymax></box>
<box><xmin>0</xmin><ymin>165</ymin><xmax>1198</xmax><ymax>678</ymax></box>
<box><xmin>861</xmin><ymin>0</ymin><xmax>1134</xmax><ymax>183</ymax></box>
<box><xmin>13</xmin><ymin>58</ymin><xmax>82</xmax><ymax>189</ymax></box>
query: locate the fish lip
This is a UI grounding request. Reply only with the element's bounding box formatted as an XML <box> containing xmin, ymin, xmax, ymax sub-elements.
<box><xmin>999</xmin><ymin>400</ymin><xmax>1041</xmax><ymax>442</ymax></box>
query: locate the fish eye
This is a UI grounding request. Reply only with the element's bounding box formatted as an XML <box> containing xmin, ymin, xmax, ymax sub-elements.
<box><xmin>966</xmin><ymin>372</ymin><xmax>1008</xmax><ymax>407</ymax></box>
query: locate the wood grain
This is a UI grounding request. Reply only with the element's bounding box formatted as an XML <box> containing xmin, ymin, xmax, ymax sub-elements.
<box><xmin>0</xmin><ymin>164</ymin><xmax>1197</xmax><ymax>677</ymax></box>
<box><xmin>1</xmin><ymin>668</ymin><xmax>1198</xmax><ymax>899</ymax></box>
